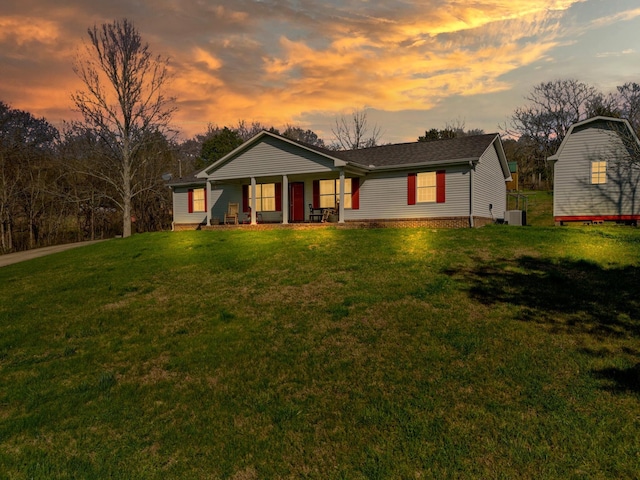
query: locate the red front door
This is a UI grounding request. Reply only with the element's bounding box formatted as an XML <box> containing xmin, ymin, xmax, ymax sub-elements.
<box><xmin>290</xmin><ymin>182</ymin><xmax>305</xmax><ymax>222</ymax></box>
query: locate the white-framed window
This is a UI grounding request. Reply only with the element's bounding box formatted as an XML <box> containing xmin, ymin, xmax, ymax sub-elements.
<box><xmin>319</xmin><ymin>179</ymin><xmax>352</xmax><ymax>208</ymax></box>
<box><xmin>191</xmin><ymin>188</ymin><xmax>206</xmax><ymax>212</ymax></box>
<box><xmin>250</xmin><ymin>183</ymin><xmax>276</xmax><ymax>211</ymax></box>
<box><xmin>591</xmin><ymin>161</ymin><xmax>607</xmax><ymax>184</ymax></box>
<box><xmin>417</xmin><ymin>172</ymin><xmax>437</xmax><ymax>203</ymax></box>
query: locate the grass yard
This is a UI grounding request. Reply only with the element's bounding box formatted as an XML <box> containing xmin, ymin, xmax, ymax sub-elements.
<box><xmin>508</xmin><ymin>190</ymin><xmax>554</xmax><ymax>227</ymax></box>
<box><xmin>1</xmin><ymin>225</ymin><xmax>639</xmax><ymax>478</ymax></box>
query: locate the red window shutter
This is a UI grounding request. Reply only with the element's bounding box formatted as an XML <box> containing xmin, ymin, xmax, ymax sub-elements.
<box><xmin>275</xmin><ymin>183</ymin><xmax>282</xmax><ymax>211</ymax></box>
<box><xmin>351</xmin><ymin>178</ymin><xmax>360</xmax><ymax>210</ymax></box>
<box><xmin>188</xmin><ymin>189</ymin><xmax>194</xmax><ymax>213</ymax></box>
<box><xmin>204</xmin><ymin>187</ymin><xmax>208</xmax><ymax>211</ymax></box>
<box><xmin>313</xmin><ymin>180</ymin><xmax>320</xmax><ymax>209</ymax></box>
<box><xmin>407</xmin><ymin>174</ymin><xmax>416</xmax><ymax>205</ymax></box>
<box><xmin>242</xmin><ymin>185</ymin><xmax>249</xmax><ymax>212</ymax></box>
<box><xmin>436</xmin><ymin>170</ymin><xmax>446</xmax><ymax>203</ymax></box>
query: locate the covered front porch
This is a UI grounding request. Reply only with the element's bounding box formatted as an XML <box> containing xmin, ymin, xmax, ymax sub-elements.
<box><xmin>206</xmin><ymin>170</ymin><xmax>360</xmax><ymax>226</ymax></box>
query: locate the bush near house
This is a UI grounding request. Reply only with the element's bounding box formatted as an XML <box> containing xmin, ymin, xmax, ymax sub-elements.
<box><xmin>0</xmin><ymin>226</ymin><xmax>639</xmax><ymax>478</ymax></box>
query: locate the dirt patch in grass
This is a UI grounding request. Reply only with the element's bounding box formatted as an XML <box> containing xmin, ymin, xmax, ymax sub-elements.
<box><xmin>230</xmin><ymin>466</ymin><xmax>258</xmax><ymax>480</ymax></box>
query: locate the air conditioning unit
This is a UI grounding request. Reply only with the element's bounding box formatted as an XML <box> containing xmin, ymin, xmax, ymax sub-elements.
<box><xmin>505</xmin><ymin>210</ymin><xmax>526</xmax><ymax>226</ymax></box>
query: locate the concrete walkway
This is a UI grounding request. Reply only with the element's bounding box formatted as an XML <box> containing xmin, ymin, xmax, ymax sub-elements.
<box><xmin>0</xmin><ymin>239</ymin><xmax>109</xmax><ymax>268</ymax></box>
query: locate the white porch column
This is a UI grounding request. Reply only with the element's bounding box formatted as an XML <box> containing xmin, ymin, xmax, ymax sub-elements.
<box><xmin>250</xmin><ymin>177</ymin><xmax>257</xmax><ymax>225</ymax></box>
<box><xmin>206</xmin><ymin>180</ymin><xmax>213</xmax><ymax>225</ymax></box>
<box><xmin>338</xmin><ymin>169</ymin><xmax>345</xmax><ymax>224</ymax></box>
<box><xmin>282</xmin><ymin>175</ymin><xmax>289</xmax><ymax>224</ymax></box>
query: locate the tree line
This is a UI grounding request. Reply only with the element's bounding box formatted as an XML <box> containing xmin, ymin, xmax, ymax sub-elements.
<box><xmin>3</xmin><ymin>18</ymin><xmax>639</xmax><ymax>252</ymax></box>
<box><xmin>504</xmin><ymin>79</ymin><xmax>640</xmax><ymax>189</ymax></box>
<box><xmin>0</xmin><ymin>19</ymin><xmax>380</xmax><ymax>252</ymax></box>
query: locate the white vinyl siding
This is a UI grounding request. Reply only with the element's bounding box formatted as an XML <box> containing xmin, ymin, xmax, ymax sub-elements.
<box><xmin>345</xmin><ymin>167</ymin><xmax>470</xmax><ymax>221</ymax></box>
<box><xmin>553</xmin><ymin>121</ymin><xmax>640</xmax><ymax>218</ymax></box>
<box><xmin>211</xmin><ymin>136</ymin><xmax>335</xmax><ymax>180</ymax></box>
<box><xmin>172</xmin><ymin>186</ymin><xmax>208</xmax><ymax>224</ymax></box>
<box><xmin>473</xmin><ymin>143</ymin><xmax>507</xmax><ymax>220</ymax></box>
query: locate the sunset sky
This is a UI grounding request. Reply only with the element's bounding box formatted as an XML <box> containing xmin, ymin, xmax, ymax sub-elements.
<box><xmin>1</xmin><ymin>0</ymin><xmax>640</xmax><ymax>144</ymax></box>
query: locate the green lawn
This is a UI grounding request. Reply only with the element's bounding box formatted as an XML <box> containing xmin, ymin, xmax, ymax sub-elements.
<box><xmin>508</xmin><ymin>190</ymin><xmax>554</xmax><ymax>227</ymax></box>
<box><xmin>1</xmin><ymin>226</ymin><xmax>639</xmax><ymax>479</ymax></box>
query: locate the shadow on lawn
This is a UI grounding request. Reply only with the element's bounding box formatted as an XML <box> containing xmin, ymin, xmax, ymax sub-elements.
<box><xmin>445</xmin><ymin>255</ymin><xmax>640</xmax><ymax>394</ymax></box>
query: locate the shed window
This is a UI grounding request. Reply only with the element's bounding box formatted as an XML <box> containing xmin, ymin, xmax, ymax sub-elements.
<box><xmin>591</xmin><ymin>161</ymin><xmax>607</xmax><ymax>184</ymax></box>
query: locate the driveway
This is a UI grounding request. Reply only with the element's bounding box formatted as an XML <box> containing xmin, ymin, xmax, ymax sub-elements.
<box><xmin>0</xmin><ymin>240</ymin><xmax>109</xmax><ymax>268</ymax></box>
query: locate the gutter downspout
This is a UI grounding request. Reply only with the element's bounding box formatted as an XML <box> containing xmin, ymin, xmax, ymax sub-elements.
<box><xmin>469</xmin><ymin>160</ymin><xmax>475</xmax><ymax>228</ymax></box>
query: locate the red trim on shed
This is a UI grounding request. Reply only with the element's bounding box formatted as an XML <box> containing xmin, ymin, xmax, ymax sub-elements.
<box><xmin>555</xmin><ymin>215</ymin><xmax>640</xmax><ymax>222</ymax></box>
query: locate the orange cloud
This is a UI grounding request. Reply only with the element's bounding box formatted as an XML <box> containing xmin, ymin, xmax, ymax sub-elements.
<box><xmin>177</xmin><ymin>5</ymin><xmax>568</xmax><ymax>135</ymax></box>
<box><xmin>0</xmin><ymin>16</ymin><xmax>60</xmax><ymax>46</ymax></box>
<box><xmin>0</xmin><ymin>0</ymin><xmax>616</xmax><ymax>141</ymax></box>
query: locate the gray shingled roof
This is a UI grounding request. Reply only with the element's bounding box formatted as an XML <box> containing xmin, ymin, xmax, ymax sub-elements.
<box><xmin>165</xmin><ymin>170</ymin><xmax>206</xmax><ymax>187</ymax></box>
<box><xmin>336</xmin><ymin>134</ymin><xmax>499</xmax><ymax>168</ymax></box>
<box><xmin>167</xmin><ymin>132</ymin><xmax>501</xmax><ymax>187</ymax></box>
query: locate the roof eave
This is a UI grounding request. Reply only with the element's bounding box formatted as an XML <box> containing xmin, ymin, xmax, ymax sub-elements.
<box><xmin>363</xmin><ymin>157</ymin><xmax>480</xmax><ymax>172</ymax></box>
<box><xmin>488</xmin><ymin>134</ymin><xmax>512</xmax><ymax>180</ymax></box>
<box><xmin>167</xmin><ymin>178</ymin><xmax>207</xmax><ymax>188</ymax></box>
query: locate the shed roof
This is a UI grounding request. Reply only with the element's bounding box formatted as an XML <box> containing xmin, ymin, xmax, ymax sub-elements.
<box><xmin>547</xmin><ymin>116</ymin><xmax>640</xmax><ymax>162</ymax></box>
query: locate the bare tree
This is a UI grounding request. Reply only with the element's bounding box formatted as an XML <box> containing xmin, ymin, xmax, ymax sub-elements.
<box><xmin>508</xmin><ymin>79</ymin><xmax>598</xmax><ymax>146</ymax></box>
<box><xmin>505</xmin><ymin>79</ymin><xmax>600</xmax><ymax>188</ymax></box>
<box><xmin>615</xmin><ymin>82</ymin><xmax>640</xmax><ymax>133</ymax></box>
<box><xmin>71</xmin><ymin>18</ymin><xmax>175</xmax><ymax>237</ymax></box>
<box><xmin>331</xmin><ymin>108</ymin><xmax>382</xmax><ymax>150</ymax></box>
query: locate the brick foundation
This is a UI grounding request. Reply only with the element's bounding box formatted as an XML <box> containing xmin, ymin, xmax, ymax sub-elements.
<box><xmin>174</xmin><ymin>216</ymin><xmax>495</xmax><ymax>231</ymax></box>
<box><xmin>172</xmin><ymin>223</ymin><xmax>206</xmax><ymax>231</ymax></box>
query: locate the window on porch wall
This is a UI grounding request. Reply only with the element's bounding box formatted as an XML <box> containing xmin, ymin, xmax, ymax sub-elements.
<box><xmin>319</xmin><ymin>179</ymin><xmax>352</xmax><ymax>208</ymax></box>
<box><xmin>249</xmin><ymin>183</ymin><xmax>276</xmax><ymax>211</ymax></box>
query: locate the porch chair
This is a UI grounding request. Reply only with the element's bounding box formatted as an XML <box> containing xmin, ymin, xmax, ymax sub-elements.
<box><xmin>309</xmin><ymin>203</ymin><xmax>323</xmax><ymax>223</ymax></box>
<box><xmin>243</xmin><ymin>206</ymin><xmax>263</xmax><ymax>224</ymax></box>
<box><xmin>224</xmin><ymin>202</ymin><xmax>239</xmax><ymax>225</ymax></box>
